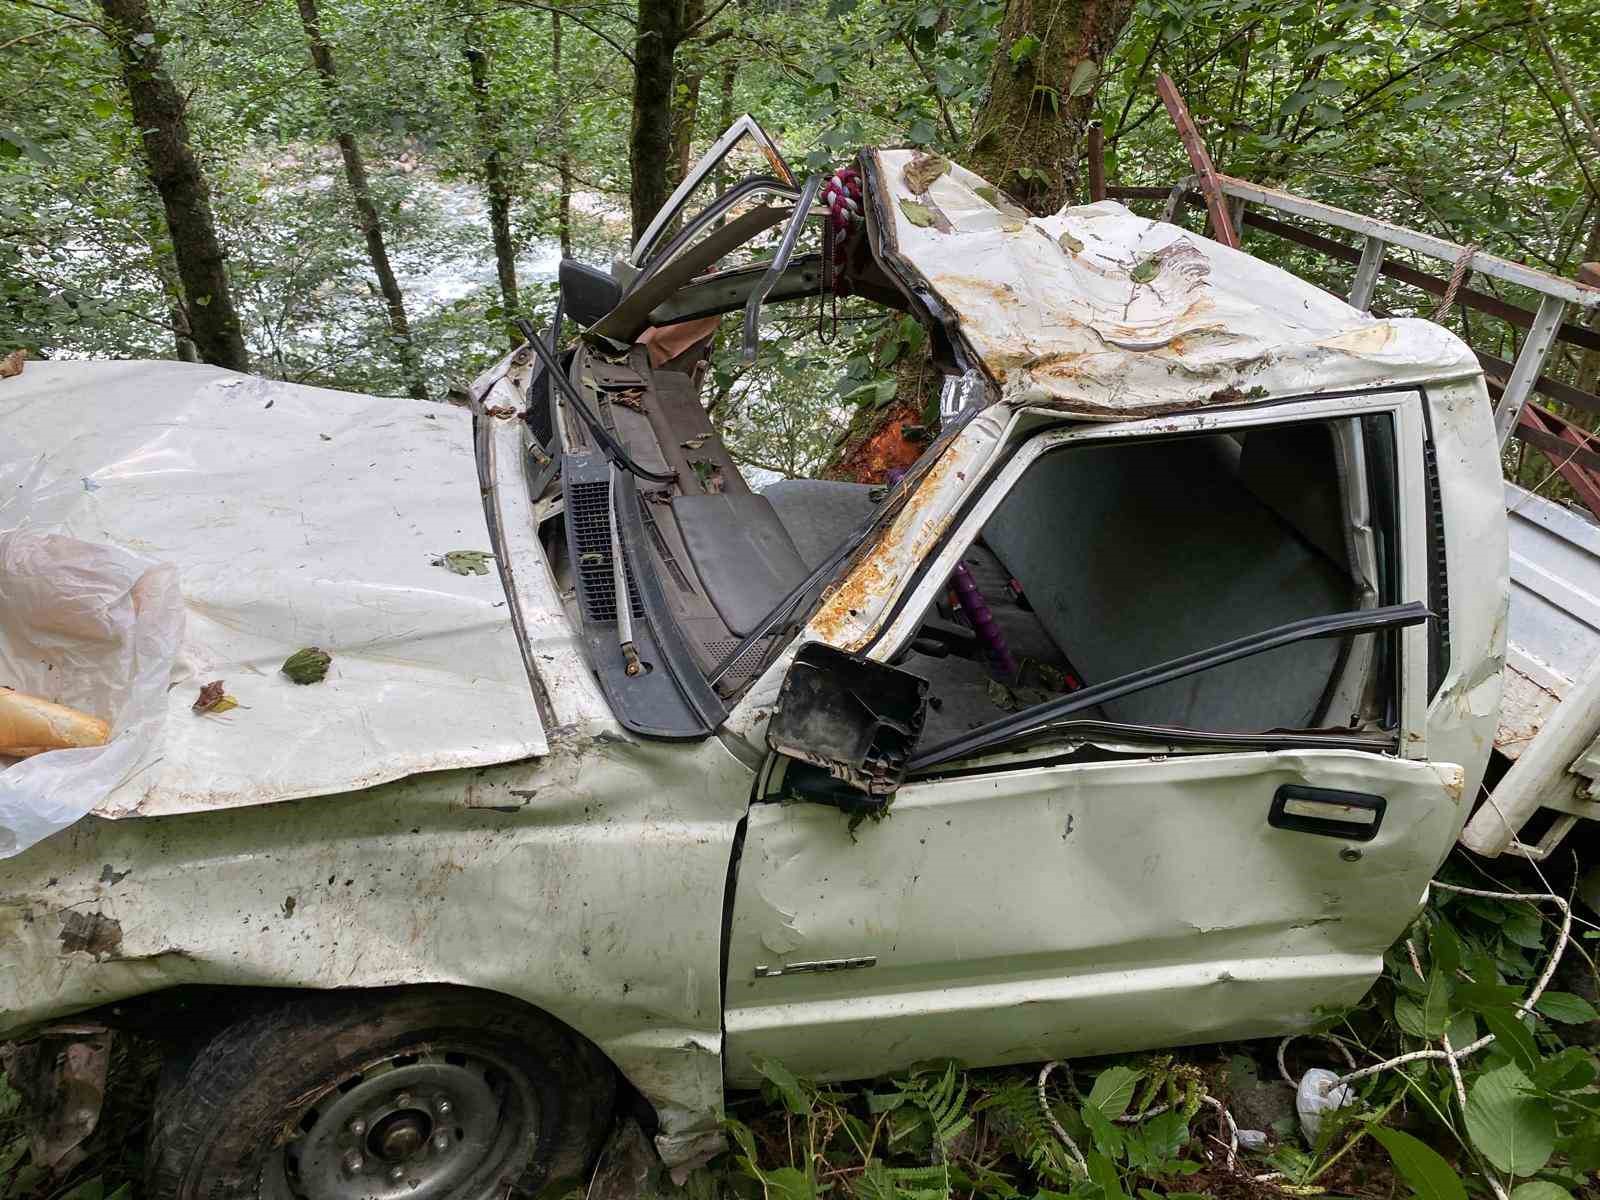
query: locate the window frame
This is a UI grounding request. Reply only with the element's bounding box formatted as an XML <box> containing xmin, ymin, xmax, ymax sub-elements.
<box><xmin>863</xmin><ymin>390</ymin><xmax>1433</xmax><ymax>765</ymax></box>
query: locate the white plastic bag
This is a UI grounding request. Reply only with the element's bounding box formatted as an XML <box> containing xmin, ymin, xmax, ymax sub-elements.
<box><xmin>0</xmin><ymin>530</ymin><xmax>182</xmax><ymax>856</ymax></box>
<box><xmin>1296</xmin><ymin>1067</ymin><xmax>1355</xmax><ymax>1145</ymax></box>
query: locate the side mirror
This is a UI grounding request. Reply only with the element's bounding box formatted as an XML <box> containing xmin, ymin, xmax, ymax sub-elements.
<box><xmin>558</xmin><ymin>258</ymin><xmax>624</xmax><ymax>327</ymax></box>
<box><xmin>766</xmin><ymin>643</ymin><xmax>929</xmax><ymax>798</ymax></box>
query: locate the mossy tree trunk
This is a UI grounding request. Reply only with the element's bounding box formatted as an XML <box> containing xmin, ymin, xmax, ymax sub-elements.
<box><xmin>100</xmin><ymin>0</ymin><xmax>248</xmax><ymax>371</ymax></box>
<box><xmin>967</xmin><ymin>0</ymin><xmax>1136</xmax><ymax>214</ymax></box>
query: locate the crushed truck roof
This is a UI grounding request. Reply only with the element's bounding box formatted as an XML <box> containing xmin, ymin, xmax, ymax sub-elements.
<box><xmin>869</xmin><ymin>148</ymin><xmax>1481</xmax><ymax>418</ymax></box>
<box><xmin>0</xmin><ymin>361</ymin><xmax>545</xmax><ymax>822</ymax></box>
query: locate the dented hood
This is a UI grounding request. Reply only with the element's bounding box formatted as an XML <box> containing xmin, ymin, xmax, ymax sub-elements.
<box><xmin>0</xmin><ymin>360</ymin><xmax>546</xmax><ymax>820</ymax></box>
<box><xmin>871</xmin><ymin>149</ymin><xmax>1480</xmax><ymax>417</ymax></box>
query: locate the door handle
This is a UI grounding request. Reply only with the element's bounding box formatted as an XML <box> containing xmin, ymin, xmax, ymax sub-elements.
<box><xmin>1269</xmin><ymin>785</ymin><xmax>1386</xmax><ymax>841</ymax></box>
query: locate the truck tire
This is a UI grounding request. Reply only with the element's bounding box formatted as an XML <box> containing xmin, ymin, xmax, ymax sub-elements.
<box><xmin>147</xmin><ymin>986</ymin><xmax>615</xmax><ymax>1200</ymax></box>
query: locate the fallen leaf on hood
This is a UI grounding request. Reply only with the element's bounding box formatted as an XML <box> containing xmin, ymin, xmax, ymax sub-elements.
<box><xmin>0</xmin><ymin>349</ymin><xmax>25</xmax><ymax>379</ymax></box>
<box><xmin>1058</xmin><ymin>231</ymin><xmax>1085</xmax><ymax>255</ymax></box>
<box><xmin>281</xmin><ymin>646</ymin><xmax>332</xmax><ymax>685</ymax></box>
<box><xmin>690</xmin><ymin>459</ymin><xmax>726</xmax><ymax>494</ymax></box>
<box><xmin>902</xmin><ymin>152</ymin><xmax>950</xmax><ymax>195</ymax></box>
<box><xmin>432</xmin><ymin>550</ymin><xmax>494</xmax><ymax>576</ymax></box>
<box><xmin>898</xmin><ymin>199</ymin><xmax>938</xmax><ymax>229</ymax></box>
<box><xmin>680</xmin><ymin>436</ymin><xmax>708</xmax><ymax>450</ymax></box>
<box><xmin>192</xmin><ymin>680</ymin><xmax>239</xmax><ymax>715</ymax></box>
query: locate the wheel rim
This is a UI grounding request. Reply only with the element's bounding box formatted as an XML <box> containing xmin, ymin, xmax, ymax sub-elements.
<box><xmin>262</xmin><ymin>1047</ymin><xmax>539</xmax><ymax>1200</ymax></box>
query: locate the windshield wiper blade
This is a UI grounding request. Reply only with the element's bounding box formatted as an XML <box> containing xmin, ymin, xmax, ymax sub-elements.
<box><xmin>514</xmin><ymin>317</ymin><xmax>676</xmax><ymax>485</ymax></box>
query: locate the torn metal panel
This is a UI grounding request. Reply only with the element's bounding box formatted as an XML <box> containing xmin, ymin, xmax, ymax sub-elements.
<box><xmin>0</xmin><ymin>732</ymin><xmax>752</xmax><ymax>1168</ymax></box>
<box><xmin>868</xmin><ymin>148</ymin><xmax>1481</xmax><ymax>421</ymax></box>
<box><xmin>0</xmin><ymin>361</ymin><xmax>545</xmax><ymax>822</ymax></box>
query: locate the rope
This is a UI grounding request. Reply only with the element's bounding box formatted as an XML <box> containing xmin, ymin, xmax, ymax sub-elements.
<box><xmin>818</xmin><ymin>167</ymin><xmax>862</xmax><ymax>342</ymax></box>
<box><xmin>1033</xmin><ymin>879</ymin><xmax>1576</xmax><ymax>1184</ymax></box>
<box><xmin>1322</xmin><ymin>882</ymin><xmax>1572</xmax><ymax>1090</ymax></box>
<box><xmin>1431</xmin><ymin>243</ymin><xmax>1478</xmax><ymax>321</ymax></box>
<box><xmin>1035</xmin><ymin>1061</ymin><xmax>1089</xmax><ymax>1176</ymax></box>
<box><xmin>1037</xmin><ymin>1061</ymin><xmax>1241</xmax><ymax>1177</ymax></box>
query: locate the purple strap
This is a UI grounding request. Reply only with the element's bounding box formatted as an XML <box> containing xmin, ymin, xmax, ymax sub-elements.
<box><xmin>951</xmin><ymin>562</ymin><xmax>1016</xmax><ymax>679</ymax></box>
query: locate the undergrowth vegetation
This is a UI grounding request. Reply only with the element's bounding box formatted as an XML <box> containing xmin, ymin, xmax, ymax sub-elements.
<box><xmin>1</xmin><ymin>858</ymin><xmax>1596</xmax><ymax>1200</ymax></box>
<box><xmin>708</xmin><ymin>859</ymin><xmax>1599</xmax><ymax>1200</ymax></box>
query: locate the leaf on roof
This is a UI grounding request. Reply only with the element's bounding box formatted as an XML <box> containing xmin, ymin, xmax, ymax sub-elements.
<box><xmin>192</xmin><ymin>680</ymin><xmax>239</xmax><ymax>715</ymax></box>
<box><xmin>902</xmin><ymin>152</ymin><xmax>950</xmax><ymax>195</ymax></box>
<box><xmin>899</xmin><ymin>199</ymin><xmax>938</xmax><ymax>228</ymax></box>
<box><xmin>433</xmin><ymin>550</ymin><xmax>495</xmax><ymax>576</ymax></box>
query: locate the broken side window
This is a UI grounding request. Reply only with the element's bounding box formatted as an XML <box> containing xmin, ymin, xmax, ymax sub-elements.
<box><xmin>896</xmin><ymin>415</ymin><xmax>1400</xmax><ymax>752</ymax></box>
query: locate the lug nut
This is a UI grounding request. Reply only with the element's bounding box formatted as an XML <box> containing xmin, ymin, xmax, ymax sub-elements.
<box><xmin>349</xmin><ymin>1118</ymin><xmax>367</xmax><ymax>1138</ymax></box>
<box><xmin>394</xmin><ymin>1092</ymin><xmax>413</xmax><ymax>1108</ymax></box>
<box><xmin>389</xmin><ymin>1166</ymin><xmax>406</xmax><ymax>1182</ymax></box>
<box><xmin>433</xmin><ymin>1132</ymin><xmax>451</xmax><ymax>1152</ymax></box>
<box><xmin>434</xmin><ymin>1098</ymin><xmax>452</xmax><ymax>1117</ymax></box>
<box><xmin>343</xmin><ymin>1151</ymin><xmax>364</xmax><ymax>1175</ymax></box>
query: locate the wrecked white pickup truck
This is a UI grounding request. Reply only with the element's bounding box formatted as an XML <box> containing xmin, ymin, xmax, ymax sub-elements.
<box><xmin>0</xmin><ymin>119</ymin><xmax>1535</xmax><ymax>1199</ymax></box>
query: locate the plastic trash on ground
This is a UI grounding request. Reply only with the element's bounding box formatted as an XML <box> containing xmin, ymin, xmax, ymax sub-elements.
<box><xmin>1295</xmin><ymin>1067</ymin><xmax>1355</xmax><ymax>1145</ymax></box>
<box><xmin>0</xmin><ymin>529</ymin><xmax>182</xmax><ymax>856</ymax></box>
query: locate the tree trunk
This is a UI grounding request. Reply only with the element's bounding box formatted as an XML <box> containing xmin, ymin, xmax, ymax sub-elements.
<box><xmin>145</xmin><ymin>209</ymin><xmax>199</xmax><ymax>362</ymax></box>
<box><xmin>713</xmin><ymin>56</ymin><xmax>736</xmax><ymax>197</ymax></box>
<box><xmin>465</xmin><ymin>17</ymin><xmax>518</xmax><ymax>331</ymax></box>
<box><xmin>294</xmin><ymin>0</ymin><xmax>427</xmax><ymax>399</ymax></box>
<box><xmin>668</xmin><ymin>0</ymin><xmax>705</xmax><ymax>187</ymax></box>
<box><xmin>670</xmin><ymin>66</ymin><xmax>703</xmax><ymax>187</ymax></box>
<box><xmin>968</xmin><ymin>0</ymin><xmax>1137</xmax><ymax>213</ymax></box>
<box><xmin>100</xmin><ymin>0</ymin><xmax>248</xmax><ymax>371</ymax></box>
<box><xmin>629</xmin><ymin>0</ymin><xmax>685</xmax><ymax>246</ymax></box>
<box><xmin>552</xmin><ymin>11</ymin><xmax>573</xmax><ymax>258</ymax></box>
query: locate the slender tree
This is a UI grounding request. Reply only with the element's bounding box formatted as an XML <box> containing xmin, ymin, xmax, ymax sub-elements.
<box><xmin>667</xmin><ymin>0</ymin><xmax>705</xmax><ymax>186</ymax></box>
<box><xmin>464</xmin><ymin>16</ymin><xmax>518</xmax><ymax>328</ymax></box>
<box><xmin>968</xmin><ymin>0</ymin><xmax>1137</xmax><ymax>213</ymax></box>
<box><xmin>294</xmin><ymin>0</ymin><xmax>427</xmax><ymax>399</ymax></box>
<box><xmin>99</xmin><ymin>0</ymin><xmax>248</xmax><ymax>370</ymax></box>
<box><xmin>552</xmin><ymin>10</ymin><xmax>573</xmax><ymax>258</ymax></box>
<box><xmin>629</xmin><ymin>0</ymin><xmax>685</xmax><ymax>245</ymax></box>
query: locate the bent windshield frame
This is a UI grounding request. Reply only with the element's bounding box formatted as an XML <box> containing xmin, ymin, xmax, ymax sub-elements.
<box><xmin>631</xmin><ymin>114</ymin><xmax>798</xmax><ymax>267</ymax></box>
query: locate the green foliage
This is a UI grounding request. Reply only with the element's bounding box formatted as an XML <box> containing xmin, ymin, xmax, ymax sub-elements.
<box><xmin>1369</xmin><ymin>1126</ymin><xmax>1466</xmax><ymax>1200</ymax></box>
<box><xmin>1464</xmin><ymin>1063</ymin><xmax>1556</xmax><ymax>1177</ymax></box>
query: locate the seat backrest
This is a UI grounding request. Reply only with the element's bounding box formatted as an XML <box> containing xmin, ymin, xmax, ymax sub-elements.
<box><xmin>982</xmin><ymin>433</ymin><xmax>1354</xmax><ymax>731</ymax></box>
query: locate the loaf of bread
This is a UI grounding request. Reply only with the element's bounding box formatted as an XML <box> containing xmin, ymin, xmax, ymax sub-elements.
<box><xmin>0</xmin><ymin>688</ymin><xmax>110</xmax><ymax>756</ymax></box>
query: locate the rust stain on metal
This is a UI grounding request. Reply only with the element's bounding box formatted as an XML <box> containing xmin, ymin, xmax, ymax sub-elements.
<box><xmin>58</xmin><ymin>910</ymin><xmax>122</xmax><ymax>958</ymax></box>
<box><xmin>828</xmin><ymin>400</ymin><xmax>925</xmax><ymax>484</ymax></box>
<box><xmin>812</xmin><ymin>450</ymin><xmax>960</xmax><ymax>650</ymax></box>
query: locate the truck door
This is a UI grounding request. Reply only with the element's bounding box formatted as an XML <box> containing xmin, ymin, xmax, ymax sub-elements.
<box><xmin>722</xmin><ymin>391</ymin><xmax>1464</xmax><ymax>1086</ymax></box>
